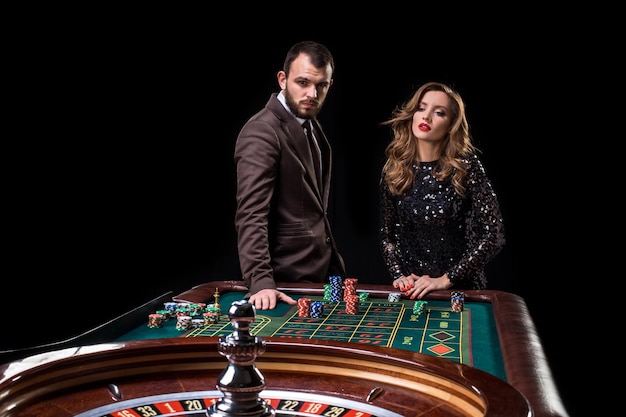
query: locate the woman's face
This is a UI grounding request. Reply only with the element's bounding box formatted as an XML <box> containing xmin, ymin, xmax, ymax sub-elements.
<box><xmin>412</xmin><ymin>90</ymin><xmax>452</xmax><ymax>143</ymax></box>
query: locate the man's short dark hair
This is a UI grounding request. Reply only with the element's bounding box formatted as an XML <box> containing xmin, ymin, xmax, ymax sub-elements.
<box><xmin>283</xmin><ymin>41</ymin><xmax>334</xmax><ymax>77</ymax></box>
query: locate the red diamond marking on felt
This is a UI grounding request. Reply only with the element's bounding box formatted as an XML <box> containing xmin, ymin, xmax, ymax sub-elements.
<box><xmin>428</xmin><ymin>343</ymin><xmax>455</xmax><ymax>356</ymax></box>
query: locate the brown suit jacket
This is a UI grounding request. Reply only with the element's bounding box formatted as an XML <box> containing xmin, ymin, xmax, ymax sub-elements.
<box><xmin>234</xmin><ymin>93</ymin><xmax>346</xmax><ymax>295</ymax></box>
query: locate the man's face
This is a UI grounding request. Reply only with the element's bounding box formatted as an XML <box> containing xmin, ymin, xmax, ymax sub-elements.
<box><xmin>278</xmin><ymin>53</ymin><xmax>333</xmax><ymax>120</ymax></box>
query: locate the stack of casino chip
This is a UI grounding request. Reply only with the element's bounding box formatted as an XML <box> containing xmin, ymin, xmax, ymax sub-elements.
<box><xmin>148</xmin><ymin>313</ymin><xmax>164</xmax><ymax>328</ymax></box>
<box><xmin>175</xmin><ymin>307</ymin><xmax>190</xmax><ymax>317</ymax></box>
<box><xmin>156</xmin><ymin>309</ymin><xmax>171</xmax><ymax>321</ymax></box>
<box><xmin>310</xmin><ymin>301</ymin><xmax>324</xmax><ymax>318</ymax></box>
<box><xmin>358</xmin><ymin>291</ymin><xmax>370</xmax><ymax>302</ymax></box>
<box><xmin>205</xmin><ymin>303</ymin><xmax>220</xmax><ymax>315</ymax></box>
<box><xmin>451</xmin><ymin>291</ymin><xmax>464</xmax><ymax>312</ymax></box>
<box><xmin>164</xmin><ymin>301</ymin><xmax>177</xmax><ymax>315</ymax></box>
<box><xmin>323</xmin><ymin>284</ymin><xmax>331</xmax><ymax>301</ymax></box>
<box><xmin>186</xmin><ymin>303</ymin><xmax>207</xmax><ymax>316</ymax></box>
<box><xmin>343</xmin><ymin>278</ymin><xmax>358</xmax><ymax>301</ymax></box>
<box><xmin>345</xmin><ymin>294</ymin><xmax>360</xmax><ymax>315</ymax></box>
<box><xmin>328</xmin><ymin>275</ymin><xmax>343</xmax><ymax>302</ymax></box>
<box><xmin>297</xmin><ymin>297</ymin><xmax>312</xmax><ymax>317</ymax></box>
<box><xmin>412</xmin><ymin>300</ymin><xmax>428</xmax><ymax>317</ymax></box>
<box><xmin>188</xmin><ymin>303</ymin><xmax>203</xmax><ymax>316</ymax></box>
<box><xmin>388</xmin><ymin>292</ymin><xmax>401</xmax><ymax>302</ymax></box>
<box><xmin>204</xmin><ymin>305</ymin><xmax>221</xmax><ymax>323</ymax></box>
<box><xmin>176</xmin><ymin>315</ymin><xmax>192</xmax><ymax>331</ymax></box>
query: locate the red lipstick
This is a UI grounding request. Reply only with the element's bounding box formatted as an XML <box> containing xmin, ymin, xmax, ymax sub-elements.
<box><xmin>418</xmin><ymin>123</ymin><xmax>430</xmax><ymax>131</ymax></box>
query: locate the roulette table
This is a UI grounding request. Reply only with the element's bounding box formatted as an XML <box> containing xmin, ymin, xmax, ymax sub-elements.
<box><xmin>119</xmin><ymin>286</ymin><xmax>505</xmax><ymax>379</ymax></box>
<box><xmin>0</xmin><ymin>281</ymin><xmax>568</xmax><ymax>417</ymax></box>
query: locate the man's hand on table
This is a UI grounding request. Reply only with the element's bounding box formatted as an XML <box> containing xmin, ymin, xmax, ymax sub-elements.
<box><xmin>248</xmin><ymin>288</ymin><xmax>298</xmax><ymax>310</ymax></box>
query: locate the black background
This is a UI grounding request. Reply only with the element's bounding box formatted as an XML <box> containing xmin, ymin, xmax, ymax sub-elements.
<box><xmin>4</xmin><ymin>15</ymin><xmax>583</xmax><ymax>416</ymax></box>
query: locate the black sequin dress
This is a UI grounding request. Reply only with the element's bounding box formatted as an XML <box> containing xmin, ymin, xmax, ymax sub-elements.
<box><xmin>379</xmin><ymin>154</ymin><xmax>505</xmax><ymax>289</ymax></box>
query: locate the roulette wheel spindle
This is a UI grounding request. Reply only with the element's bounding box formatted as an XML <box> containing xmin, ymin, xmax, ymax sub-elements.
<box><xmin>207</xmin><ymin>299</ymin><xmax>275</xmax><ymax>417</ymax></box>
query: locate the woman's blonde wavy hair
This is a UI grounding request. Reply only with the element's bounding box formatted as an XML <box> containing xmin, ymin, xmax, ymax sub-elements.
<box><xmin>381</xmin><ymin>81</ymin><xmax>476</xmax><ymax>197</ymax></box>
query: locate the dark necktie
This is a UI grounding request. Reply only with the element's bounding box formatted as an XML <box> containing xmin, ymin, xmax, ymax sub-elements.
<box><xmin>303</xmin><ymin>120</ymin><xmax>322</xmax><ymax>185</ymax></box>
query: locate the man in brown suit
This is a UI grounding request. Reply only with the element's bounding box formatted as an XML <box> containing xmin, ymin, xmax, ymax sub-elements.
<box><xmin>234</xmin><ymin>41</ymin><xmax>346</xmax><ymax>310</ymax></box>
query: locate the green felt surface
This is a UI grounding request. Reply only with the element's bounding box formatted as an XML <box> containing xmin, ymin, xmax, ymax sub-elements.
<box><xmin>116</xmin><ymin>291</ymin><xmax>505</xmax><ymax>381</ymax></box>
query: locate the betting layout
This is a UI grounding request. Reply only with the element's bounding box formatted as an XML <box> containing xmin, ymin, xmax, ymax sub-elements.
<box><xmin>132</xmin><ymin>280</ymin><xmax>471</xmax><ymax>367</ymax></box>
<box><xmin>188</xmin><ymin>296</ymin><xmax>467</xmax><ymax>363</ymax></box>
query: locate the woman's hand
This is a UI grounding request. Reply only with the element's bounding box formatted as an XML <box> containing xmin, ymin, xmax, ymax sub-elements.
<box><xmin>397</xmin><ymin>274</ymin><xmax>453</xmax><ymax>300</ymax></box>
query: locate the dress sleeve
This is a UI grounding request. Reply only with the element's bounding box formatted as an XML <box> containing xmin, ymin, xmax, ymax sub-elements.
<box><xmin>379</xmin><ymin>170</ymin><xmax>406</xmax><ymax>281</ymax></box>
<box><xmin>447</xmin><ymin>155</ymin><xmax>506</xmax><ymax>286</ymax></box>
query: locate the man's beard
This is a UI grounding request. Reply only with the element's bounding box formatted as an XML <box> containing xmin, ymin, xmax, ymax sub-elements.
<box><xmin>285</xmin><ymin>88</ymin><xmax>319</xmax><ymax>119</ymax></box>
